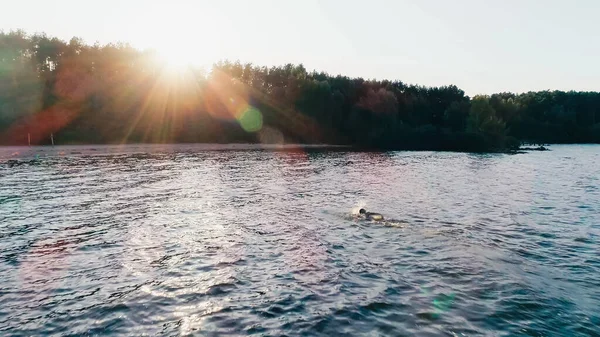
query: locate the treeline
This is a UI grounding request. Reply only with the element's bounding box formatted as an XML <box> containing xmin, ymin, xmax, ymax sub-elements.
<box><xmin>1</xmin><ymin>30</ymin><xmax>599</xmax><ymax>151</ymax></box>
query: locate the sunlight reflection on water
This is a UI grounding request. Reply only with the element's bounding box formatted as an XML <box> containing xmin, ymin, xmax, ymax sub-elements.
<box><xmin>0</xmin><ymin>144</ymin><xmax>599</xmax><ymax>336</ymax></box>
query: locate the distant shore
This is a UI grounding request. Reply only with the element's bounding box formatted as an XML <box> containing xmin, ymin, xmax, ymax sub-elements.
<box><xmin>2</xmin><ymin>31</ymin><xmax>599</xmax><ymax>153</ymax></box>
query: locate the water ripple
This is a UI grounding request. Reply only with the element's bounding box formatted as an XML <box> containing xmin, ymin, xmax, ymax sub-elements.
<box><xmin>0</xmin><ymin>144</ymin><xmax>599</xmax><ymax>336</ymax></box>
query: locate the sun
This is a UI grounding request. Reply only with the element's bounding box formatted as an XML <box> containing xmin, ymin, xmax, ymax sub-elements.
<box><xmin>126</xmin><ymin>3</ymin><xmax>225</xmax><ymax>73</ymax></box>
<box><xmin>153</xmin><ymin>42</ymin><xmax>198</xmax><ymax>73</ymax></box>
<box><xmin>149</xmin><ymin>36</ymin><xmax>218</xmax><ymax>76</ymax></box>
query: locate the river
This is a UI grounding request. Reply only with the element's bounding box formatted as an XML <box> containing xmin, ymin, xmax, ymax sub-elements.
<box><xmin>0</xmin><ymin>144</ymin><xmax>599</xmax><ymax>336</ymax></box>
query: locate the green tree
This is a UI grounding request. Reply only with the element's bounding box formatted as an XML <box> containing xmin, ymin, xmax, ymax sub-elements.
<box><xmin>2</xmin><ymin>30</ymin><xmax>600</xmax><ymax>149</ymax></box>
<box><xmin>468</xmin><ymin>95</ymin><xmax>507</xmax><ymax>149</ymax></box>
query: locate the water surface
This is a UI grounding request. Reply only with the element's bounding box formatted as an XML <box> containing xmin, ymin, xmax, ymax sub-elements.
<box><xmin>1</xmin><ymin>144</ymin><xmax>599</xmax><ymax>336</ymax></box>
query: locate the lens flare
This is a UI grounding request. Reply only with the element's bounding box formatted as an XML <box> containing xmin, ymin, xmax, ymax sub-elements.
<box><xmin>421</xmin><ymin>287</ymin><xmax>456</xmax><ymax>318</ymax></box>
<box><xmin>258</xmin><ymin>126</ymin><xmax>284</xmax><ymax>144</ymax></box>
<box><xmin>238</xmin><ymin>107</ymin><xmax>263</xmax><ymax>132</ymax></box>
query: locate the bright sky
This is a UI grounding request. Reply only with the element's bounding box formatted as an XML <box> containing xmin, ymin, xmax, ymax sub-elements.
<box><xmin>1</xmin><ymin>0</ymin><xmax>598</xmax><ymax>95</ymax></box>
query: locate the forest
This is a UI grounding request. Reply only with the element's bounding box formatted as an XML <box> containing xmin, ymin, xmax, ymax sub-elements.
<box><xmin>1</xmin><ymin>30</ymin><xmax>599</xmax><ymax>151</ymax></box>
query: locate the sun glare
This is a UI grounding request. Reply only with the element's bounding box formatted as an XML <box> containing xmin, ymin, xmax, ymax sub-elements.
<box><xmin>129</xmin><ymin>3</ymin><xmax>222</xmax><ymax>74</ymax></box>
<box><xmin>156</xmin><ymin>47</ymin><xmax>194</xmax><ymax>73</ymax></box>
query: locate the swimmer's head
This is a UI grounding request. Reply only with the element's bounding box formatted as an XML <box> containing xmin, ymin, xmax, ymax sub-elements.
<box><xmin>359</xmin><ymin>208</ymin><xmax>366</xmax><ymax>214</ymax></box>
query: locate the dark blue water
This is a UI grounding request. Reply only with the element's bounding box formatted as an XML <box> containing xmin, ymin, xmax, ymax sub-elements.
<box><xmin>1</xmin><ymin>144</ymin><xmax>599</xmax><ymax>336</ymax></box>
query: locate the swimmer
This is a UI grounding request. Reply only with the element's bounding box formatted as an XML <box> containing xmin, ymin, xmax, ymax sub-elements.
<box><xmin>359</xmin><ymin>208</ymin><xmax>384</xmax><ymax>221</ymax></box>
